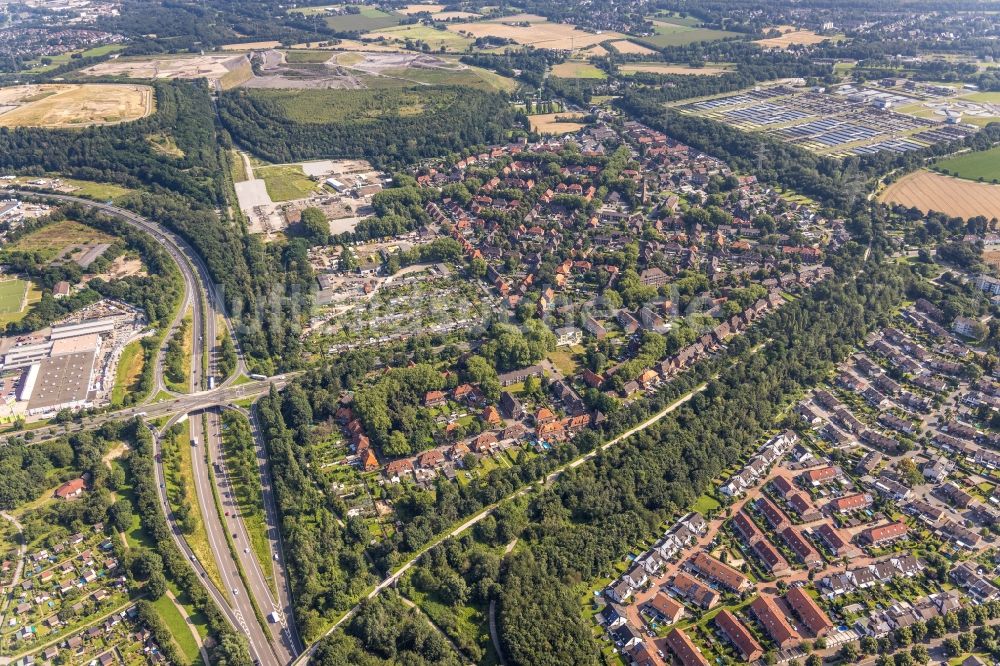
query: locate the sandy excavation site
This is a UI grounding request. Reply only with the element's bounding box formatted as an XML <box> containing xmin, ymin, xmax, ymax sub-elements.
<box><xmin>80</xmin><ymin>53</ymin><xmax>252</xmax><ymax>89</ymax></box>
<box><xmin>0</xmin><ymin>83</ymin><xmax>153</xmax><ymax>127</ymax></box>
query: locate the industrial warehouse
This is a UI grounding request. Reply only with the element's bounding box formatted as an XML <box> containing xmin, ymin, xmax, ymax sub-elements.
<box><xmin>0</xmin><ymin>300</ymin><xmax>146</xmax><ymax>419</ymax></box>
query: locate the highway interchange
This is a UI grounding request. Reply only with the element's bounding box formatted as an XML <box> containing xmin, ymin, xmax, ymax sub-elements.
<box><xmin>8</xmin><ymin>192</ymin><xmax>303</xmax><ymax>665</ymax></box>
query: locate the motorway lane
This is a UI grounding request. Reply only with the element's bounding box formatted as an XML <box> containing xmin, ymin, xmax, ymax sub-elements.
<box><xmin>188</xmin><ymin>411</ymin><xmax>281</xmax><ymax>666</ymax></box>
<box><xmin>246</xmin><ymin>404</ymin><xmax>304</xmax><ymax>655</ymax></box>
<box><xmin>205</xmin><ymin>408</ymin><xmax>299</xmax><ymax>661</ymax></box>
<box><xmin>7</xmin><ymin>190</ymin><xmax>299</xmax><ymax>660</ymax></box>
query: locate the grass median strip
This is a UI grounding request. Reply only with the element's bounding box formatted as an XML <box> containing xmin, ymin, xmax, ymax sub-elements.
<box><xmin>220</xmin><ymin>410</ymin><xmax>277</xmax><ymax>597</ymax></box>
<box><xmin>205</xmin><ymin>416</ymin><xmax>275</xmax><ymax>643</ymax></box>
<box><xmin>162</xmin><ymin>418</ymin><xmax>225</xmax><ymax>593</ymax></box>
<box><xmin>151</xmin><ymin>594</ymin><xmax>203</xmax><ymax>665</ymax></box>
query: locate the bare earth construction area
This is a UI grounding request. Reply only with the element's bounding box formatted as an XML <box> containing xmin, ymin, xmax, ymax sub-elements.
<box><xmin>879</xmin><ymin>169</ymin><xmax>1000</xmax><ymax>219</ymax></box>
<box><xmin>0</xmin><ymin>84</ymin><xmax>153</xmax><ymax>128</ymax></box>
<box><xmin>79</xmin><ymin>54</ymin><xmax>252</xmax><ymax>90</ymax></box>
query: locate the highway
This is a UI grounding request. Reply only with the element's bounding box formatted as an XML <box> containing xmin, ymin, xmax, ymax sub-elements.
<box><xmin>8</xmin><ymin>191</ymin><xmax>300</xmax><ymax>664</ymax></box>
<box><xmin>0</xmin><ymin>379</ymin><xmax>287</xmax><ymax>444</ymax></box>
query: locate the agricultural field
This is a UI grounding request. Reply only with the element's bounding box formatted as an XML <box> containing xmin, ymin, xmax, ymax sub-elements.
<box><xmin>256</xmin><ymin>164</ymin><xmax>322</xmax><ymax>203</ymax></box>
<box><xmin>447</xmin><ymin>13</ymin><xmax>624</xmax><ymax>50</ymax></box>
<box><xmin>879</xmin><ymin>169</ymin><xmax>1000</xmax><ymax>219</ymax></box>
<box><xmin>755</xmin><ymin>25</ymin><xmax>834</xmax><ymax>48</ymax></box>
<box><xmin>636</xmin><ymin>19</ymin><xmax>741</xmax><ymax>48</ymax></box>
<box><xmin>550</xmin><ymin>61</ymin><xmax>607</xmax><ymax>79</ymax></box>
<box><xmin>396</xmin><ymin>3</ymin><xmax>480</xmax><ymax>19</ymax></box>
<box><xmin>366</xmin><ymin>23</ymin><xmax>474</xmax><ymax>52</ymax></box>
<box><xmin>0</xmin><ymin>84</ymin><xmax>153</xmax><ymax>128</ymax></box>
<box><xmin>935</xmin><ymin>146</ymin><xmax>1000</xmax><ymax>182</ymax></box>
<box><xmin>619</xmin><ymin>62</ymin><xmax>731</xmax><ymax>75</ymax></box>
<box><xmin>528</xmin><ymin>112</ymin><xmax>588</xmax><ymax>135</ymax></box>
<box><xmin>325</xmin><ymin>6</ymin><xmax>401</xmax><ymax>32</ymax></box>
<box><xmin>606</xmin><ymin>40</ymin><xmax>658</xmax><ymax>55</ymax></box>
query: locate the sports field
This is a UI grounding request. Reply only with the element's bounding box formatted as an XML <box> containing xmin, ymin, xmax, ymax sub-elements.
<box><xmin>935</xmin><ymin>146</ymin><xmax>1000</xmax><ymax>183</ymax></box>
<box><xmin>0</xmin><ymin>83</ymin><xmax>153</xmax><ymax>128</ymax></box>
<box><xmin>0</xmin><ymin>279</ymin><xmax>29</xmax><ymax>314</ymax></box>
<box><xmin>879</xmin><ymin>170</ymin><xmax>1000</xmax><ymax>219</ymax></box>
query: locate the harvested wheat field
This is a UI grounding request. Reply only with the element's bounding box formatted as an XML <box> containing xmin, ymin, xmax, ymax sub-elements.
<box><xmin>0</xmin><ymin>83</ymin><xmax>153</xmax><ymax>127</ymax></box>
<box><xmin>529</xmin><ymin>112</ymin><xmax>588</xmax><ymax>135</ymax></box>
<box><xmin>397</xmin><ymin>3</ymin><xmax>446</xmax><ymax>13</ymax></box>
<box><xmin>880</xmin><ymin>170</ymin><xmax>1000</xmax><ymax>220</ymax></box>
<box><xmin>449</xmin><ymin>14</ymin><xmax>623</xmax><ymax>50</ymax></box>
<box><xmin>607</xmin><ymin>40</ymin><xmax>658</xmax><ymax>55</ymax></box>
<box><xmin>221</xmin><ymin>41</ymin><xmax>281</xmax><ymax>50</ymax></box>
<box><xmin>620</xmin><ymin>62</ymin><xmax>729</xmax><ymax>75</ymax></box>
<box><xmin>756</xmin><ymin>25</ymin><xmax>829</xmax><ymax>48</ymax></box>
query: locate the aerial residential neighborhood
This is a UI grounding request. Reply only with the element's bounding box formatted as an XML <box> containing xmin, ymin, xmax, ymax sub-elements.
<box><xmin>1</xmin><ymin>0</ymin><xmax>1000</xmax><ymax>665</ymax></box>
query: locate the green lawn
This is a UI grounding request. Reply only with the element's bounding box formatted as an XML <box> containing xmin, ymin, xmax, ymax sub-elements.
<box><xmin>150</xmin><ymin>595</ymin><xmax>203</xmax><ymax>665</ymax></box>
<box><xmin>935</xmin><ymin>146</ymin><xmax>1000</xmax><ymax>183</ymax></box>
<box><xmin>691</xmin><ymin>493</ymin><xmax>721</xmax><ymax>516</ymax></box>
<box><xmin>256</xmin><ymin>164</ymin><xmax>321</xmax><ymax>202</ymax></box>
<box><xmin>112</xmin><ymin>339</ymin><xmax>145</xmax><ymax>406</ymax></box>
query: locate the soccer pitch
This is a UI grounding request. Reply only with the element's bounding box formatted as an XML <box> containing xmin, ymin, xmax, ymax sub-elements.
<box><xmin>0</xmin><ymin>279</ymin><xmax>29</xmax><ymax>315</ymax></box>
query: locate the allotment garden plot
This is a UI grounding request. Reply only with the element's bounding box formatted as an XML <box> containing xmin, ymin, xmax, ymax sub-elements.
<box><xmin>316</xmin><ymin>269</ymin><xmax>489</xmax><ymax>352</ymax></box>
<box><xmin>673</xmin><ymin>81</ymin><xmax>980</xmax><ymax>157</ymax></box>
